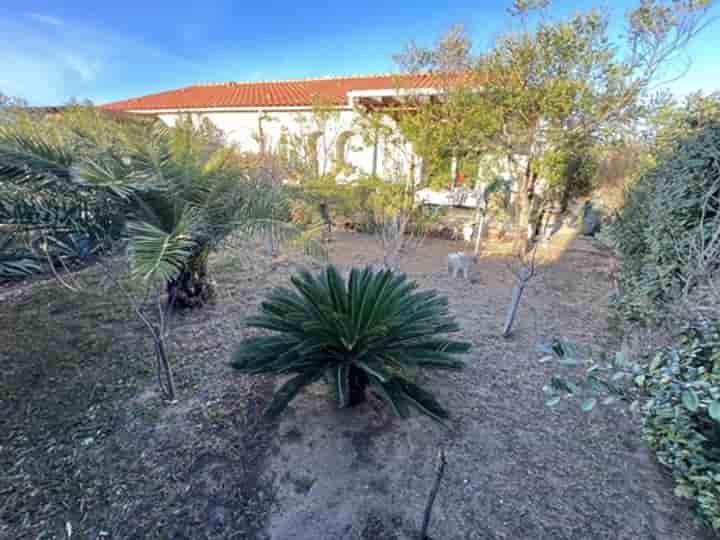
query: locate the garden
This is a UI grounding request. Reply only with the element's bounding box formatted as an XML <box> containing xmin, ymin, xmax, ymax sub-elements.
<box><xmin>2</xmin><ymin>1</ymin><xmax>720</xmax><ymax>539</ymax></box>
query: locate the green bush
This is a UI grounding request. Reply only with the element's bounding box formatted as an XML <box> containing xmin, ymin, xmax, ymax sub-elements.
<box><xmin>608</xmin><ymin>117</ymin><xmax>720</xmax><ymax>323</ymax></box>
<box><xmin>549</xmin><ymin>95</ymin><xmax>720</xmax><ymax>531</ymax></box>
<box><xmin>643</xmin><ymin>324</ymin><xmax>720</xmax><ymax>529</ymax></box>
<box><xmin>232</xmin><ymin>265</ymin><xmax>471</xmax><ymax>421</ymax></box>
<box><xmin>0</xmin><ymin>231</ymin><xmax>41</xmax><ymax>279</ymax></box>
<box><xmin>541</xmin><ymin>326</ymin><xmax>720</xmax><ymax>529</ymax></box>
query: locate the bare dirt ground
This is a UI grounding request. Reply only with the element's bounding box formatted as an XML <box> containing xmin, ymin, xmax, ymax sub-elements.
<box><xmin>0</xmin><ymin>230</ymin><xmax>712</xmax><ymax>539</ymax></box>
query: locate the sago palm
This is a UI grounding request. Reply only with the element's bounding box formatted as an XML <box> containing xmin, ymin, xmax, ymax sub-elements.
<box><xmin>232</xmin><ymin>265</ymin><xmax>471</xmax><ymax>421</ymax></box>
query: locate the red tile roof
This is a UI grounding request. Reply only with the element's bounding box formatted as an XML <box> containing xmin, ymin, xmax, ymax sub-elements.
<box><xmin>101</xmin><ymin>73</ymin><xmax>453</xmax><ymax>111</ymax></box>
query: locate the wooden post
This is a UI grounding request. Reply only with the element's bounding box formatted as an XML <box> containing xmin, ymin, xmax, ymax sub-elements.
<box><xmin>473</xmin><ymin>175</ymin><xmax>488</xmax><ymax>257</ymax></box>
<box><xmin>450</xmin><ymin>154</ymin><xmax>458</xmax><ymax>188</ymax></box>
<box><xmin>371</xmin><ymin>127</ymin><xmax>379</xmax><ymax>177</ymax></box>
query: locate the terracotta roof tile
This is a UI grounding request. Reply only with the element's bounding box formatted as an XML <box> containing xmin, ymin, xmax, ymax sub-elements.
<box><xmin>100</xmin><ymin>73</ymin><xmax>456</xmax><ymax>111</ymax></box>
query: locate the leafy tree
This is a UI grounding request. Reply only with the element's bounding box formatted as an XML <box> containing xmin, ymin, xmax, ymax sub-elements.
<box><xmin>643</xmin><ymin>90</ymin><xmax>720</xmax><ymax>159</ymax></box>
<box><xmin>538</xmin><ymin>134</ymin><xmax>599</xmax><ymax>215</ymax></box>
<box><xmin>232</xmin><ymin>265</ymin><xmax>471</xmax><ymax>421</ymax></box>
<box><xmin>481</xmin><ymin>0</ymin><xmax>710</xmax><ymax>249</ymax></box>
<box><xmin>395</xmin><ymin>1</ymin><xmax>712</xmax><ymax>250</ymax></box>
<box><xmin>281</xmin><ymin>97</ymin><xmax>357</xmax><ymax>237</ymax></box>
<box><xmin>393</xmin><ymin>27</ymin><xmax>503</xmax><ymax>253</ymax></box>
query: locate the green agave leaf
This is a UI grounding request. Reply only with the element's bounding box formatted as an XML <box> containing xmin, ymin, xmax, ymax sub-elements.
<box><xmin>370</xmin><ymin>381</ymin><xmax>409</xmax><ymax>418</ymax></box>
<box><xmin>353</xmin><ymin>360</ymin><xmax>391</xmax><ymax>383</ymax></box>
<box><xmin>266</xmin><ymin>369</ymin><xmax>325</xmax><ymax>417</ymax></box>
<box><xmin>394</xmin><ymin>378</ymin><xmax>450</xmax><ymax>424</ymax></box>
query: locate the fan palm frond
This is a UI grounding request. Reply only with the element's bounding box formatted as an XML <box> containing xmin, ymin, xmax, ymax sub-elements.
<box><xmin>0</xmin><ymin>231</ymin><xmax>42</xmax><ymax>278</ymax></box>
<box><xmin>0</xmin><ymin>125</ymin><xmax>75</xmax><ymax>188</ymax></box>
<box><xmin>76</xmin><ymin>153</ymin><xmax>142</xmax><ymax>200</ymax></box>
<box><xmin>127</xmin><ymin>206</ymin><xmax>200</xmax><ymax>282</ymax></box>
<box><xmin>243</xmin><ymin>219</ymin><xmax>327</xmax><ymax>258</ymax></box>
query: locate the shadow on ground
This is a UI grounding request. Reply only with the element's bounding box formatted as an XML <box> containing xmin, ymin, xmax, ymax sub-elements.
<box><xmin>0</xmin><ymin>232</ymin><xmax>710</xmax><ymax>539</ymax></box>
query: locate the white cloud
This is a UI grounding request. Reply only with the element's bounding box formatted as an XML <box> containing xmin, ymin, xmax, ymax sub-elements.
<box><xmin>0</xmin><ymin>16</ymin><xmax>195</xmax><ymax>105</ymax></box>
<box><xmin>61</xmin><ymin>53</ymin><xmax>100</xmax><ymax>83</ymax></box>
<box><xmin>25</xmin><ymin>13</ymin><xmax>64</xmax><ymax>27</ymax></box>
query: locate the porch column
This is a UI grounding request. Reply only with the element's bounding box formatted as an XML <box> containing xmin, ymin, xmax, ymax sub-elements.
<box><xmin>371</xmin><ymin>127</ymin><xmax>379</xmax><ymax>177</ymax></box>
<box><xmin>450</xmin><ymin>155</ymin><xmax>458</xmax><ymax>187</ymax></box>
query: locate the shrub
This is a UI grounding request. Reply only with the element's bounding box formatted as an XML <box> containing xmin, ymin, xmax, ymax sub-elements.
<box><xmin>0</xmin><ymin>231</ymin><xmax>41</xmax><ymax>279</ymax></box>
<box><xmin>643</xmin><ymin>324</ymin><xmax>720</xmax><ymax>529</ymax></box>
<box><xmin>608</xmin><ymin>114</ymin><xmax>720</xmax><ymax>323</ymax></box>
<box><xmin>232</xmin><ymin>265</ymin><xmax>471</xmax><ymax>421</ymax></box>
<box><xmin>548</xmin><ymin>94</ymin><xmax>720</xmax><ymax>532</ymax></box>
<box><xmin>541</xmin><ymin>326</ymin><xmax>720</xmax><ymax>530</ymax></box>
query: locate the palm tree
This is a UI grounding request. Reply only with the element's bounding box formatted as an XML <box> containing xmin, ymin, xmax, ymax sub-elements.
<box><xmin>0</xmin><ymin>109</ymin><xmax>324</xmax><ymax>400</ymax></box>
<box><xmin>0</xmin><ymin>110</ymin><xmax>316</xmax><ymax>307</ymax></box>
<box><xmin>0</xmin><ymin>108</ymin><xmax>135</xmax><ymax>265</ymax></box>
<box><xmin>122</xmin><ymin>118</ymin><xmax>256</xmax><ymax>307</ymax></box>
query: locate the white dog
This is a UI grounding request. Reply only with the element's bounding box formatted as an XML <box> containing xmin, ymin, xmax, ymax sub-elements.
<box><xmin>447</xmin><ymin>252</ymin><xmax>477</xmax><ymax>280</ymax></box>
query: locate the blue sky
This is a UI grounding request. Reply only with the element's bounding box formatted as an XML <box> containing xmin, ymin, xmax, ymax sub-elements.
<box><xmin>1</xmin><ymin>1</ymin><xmax>718</xmax><ymax>106</ymax></box>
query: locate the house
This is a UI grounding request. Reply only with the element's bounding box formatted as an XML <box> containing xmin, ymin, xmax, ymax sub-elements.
<box><xmin>102</xmin><ymin>73</ymin><xmax>497</xmax><ymax>207</ymax></box>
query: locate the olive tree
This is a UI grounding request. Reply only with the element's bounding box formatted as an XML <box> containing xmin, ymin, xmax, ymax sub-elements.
<box><xmin>394</xmin><ymin>0</ymin><xmax>713</xmax><ymax>251</ymax></box>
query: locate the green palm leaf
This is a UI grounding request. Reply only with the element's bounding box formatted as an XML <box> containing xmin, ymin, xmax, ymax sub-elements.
<box><xmin>126</xmin><ymin>207</ymin><xmax>199</xmax><ymax>282</ymax></box>
<box><xmin>266</xmin><ymin>368</ymin><xmax>326</xmax><ymax>417</ymax></box>
<box><xmin>232</xmin><ymin>265</ymin><xmax>471</xmax><ymax>421</ymax></box>
<box><xmin>0</xmin><ymin>126</ymin><xmax>75</xmax><ymax>188</ymax></box>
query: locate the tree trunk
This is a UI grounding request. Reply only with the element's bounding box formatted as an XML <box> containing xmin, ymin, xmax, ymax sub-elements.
<box><xmin>502</xmin><ymin>266</ymin><xmax>531</xmax><ymax>338</ymax></box>
<box><xmin>502</xmin><ymin>281</ymin><xmax>526</xmax><ymax>338</ymax></box>
<box><xmin>348</xmin><ymin>367</ymin><xmax>369</xmax><ymax>406</ymax></box>
<box><xmin>473</xmin><ymin>180</ymin><xmax>488</xmax><ymax>257</ymax></box>
<box><xmin>155</xmin><ymin>336</ymin><xmax>176</xmax><ymax>401</ymax></box>
<box><xmin>514</xmin><ymin>162</ymin><xmax>538</xmax><ymax>254</ymax></box>
<box><xmin>515</xmin><ymin>181</ymin><xmax>532</xmax><ymax>253</ymax></box>
<box><xmin>167</xmin><ymin>246</ymin><xmax>215</xmax><ymax>309</ymax></box>
<box><xmin>473</xmin><ymin>213</ymin><xmax>486</xmax><ymax>257</ymax></box>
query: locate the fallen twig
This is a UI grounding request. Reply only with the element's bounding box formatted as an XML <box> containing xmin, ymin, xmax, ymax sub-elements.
<box><xmin>419</xmin><ymin>448</ymin><xmax>447</xmax><ymax>540</ymax></box>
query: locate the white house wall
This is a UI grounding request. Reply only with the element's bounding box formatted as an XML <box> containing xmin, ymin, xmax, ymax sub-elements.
<box><xmin>152</xmin><ymin>108</ymin><xmax>399</xmax><ymax>180</ymax></box>
<box><xmin>141</xmin><ymin>107</ymin><xmax>516</xmax><ymax>207</ymax></box>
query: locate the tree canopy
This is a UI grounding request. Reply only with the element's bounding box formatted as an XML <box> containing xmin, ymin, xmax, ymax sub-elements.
<box><xmin>391</xmin><ymin>0</ymin><xmax>713</xmax><ymax>247</ymax></box>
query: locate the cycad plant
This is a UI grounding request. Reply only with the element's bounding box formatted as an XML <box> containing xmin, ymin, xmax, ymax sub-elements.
<box><xmin>232</xmin><ymin>265</ymin><xmax>471</xmax><ymax>421</ymax></box>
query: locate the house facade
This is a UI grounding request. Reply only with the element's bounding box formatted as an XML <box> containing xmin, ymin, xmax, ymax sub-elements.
<box><xmin>102</xmin><ymin>73</ymin><xmax>505</xmax><ymax>207</ymax></box>
<box><xmin>102</xmin><ymin>74</ymin><xmax>524</xmax><ymax>207</ymax></box>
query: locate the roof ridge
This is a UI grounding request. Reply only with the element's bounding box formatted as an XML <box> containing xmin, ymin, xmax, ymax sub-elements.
<box><xmin>100</xmin><ymin>71</ymin><xmax>442</xmax><ymax>111</ymax></box>
<box><xmin>192</xmin><ymin>72</ymin><xmax>414</xmax><ymax>87</ymax></box>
